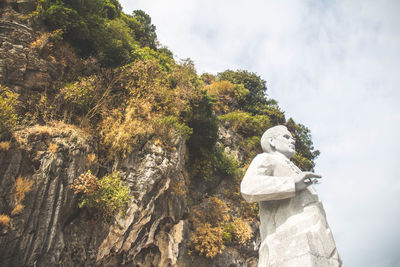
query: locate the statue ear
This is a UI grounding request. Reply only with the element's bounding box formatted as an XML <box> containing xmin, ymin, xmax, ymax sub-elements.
<box><xmin>268</xmin><ymin>137</ymin><xmax>276</xmax><ymax>150</ymax></box>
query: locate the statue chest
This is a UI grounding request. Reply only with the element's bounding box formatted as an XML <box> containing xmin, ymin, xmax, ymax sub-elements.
<box><xmin>272</xmin><ymin>159</ymin><xmax>302</xmax><ymax>177</ymax></box>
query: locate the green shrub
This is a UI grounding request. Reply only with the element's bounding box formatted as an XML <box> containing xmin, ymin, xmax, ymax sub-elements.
<box><xmin>0</xmin><ymin>85</ymin><xmax>19</xmax><ymax>136</ymax></box>
<box><xmin>61</xmin><ymin>76</ymin><xmax>97</xmax><ymax>115</ymax></box>
<box><xmin>153</xmin><ymin>115</ymin><xmax>193</xmax><ymax>140</ymax></box>
<box><xmin>219</xmin><ymin>111</ymin><xmax>271</xmax><ymax>137</ymax></box>
<box><xmin>215</xmin><ymin>148</ymin><xmax>240</xmax><ymax>178</ymax></box>
<box><xmin>241</xmin><ymin>136</ymin><xmax>262</xmax><ymax>160</ymax></box>
<box><xmin>131</xmin><ymin>46</ymin><xmax>175</xmax><ymax>71</ymax></box>
<box><xmin>222</xmin><ymin>223</ymin><xmax>234</xmax><ymax>243</ymax></box>
<box><xmin>98</xmin><ymin>171</ymin><xmax>130</xmax><ymax>216</ymax></box>
<box><xmin>70</xmin><ymin>170</ymin><xmax>131</xmax><ymax>219</ymax></box>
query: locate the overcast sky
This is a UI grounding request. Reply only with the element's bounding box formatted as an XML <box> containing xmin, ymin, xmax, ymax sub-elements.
<box><xmin>121</xmin><ymin>1</ymin><xmax>400</xmax><ymax>266</ymax></box>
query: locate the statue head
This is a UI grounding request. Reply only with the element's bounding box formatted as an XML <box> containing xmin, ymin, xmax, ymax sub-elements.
<box><xmin>261</xmin><ymin>125</ymin><xmax>296</xmax><ymax>158</ymax></box>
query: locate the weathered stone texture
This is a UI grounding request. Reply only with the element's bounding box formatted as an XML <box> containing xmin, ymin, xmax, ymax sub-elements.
<box><xmin>0</xmin><ymin>16</ymin><xmax>56</xmax><ymax>91</ymax></box>
<box><xmin>0</xmin><ymin>126</ymin><xmax>95</xmax><ymax>266</ymax></box>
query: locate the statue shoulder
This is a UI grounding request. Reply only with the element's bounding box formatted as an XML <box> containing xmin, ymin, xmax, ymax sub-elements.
<box><xmin>250</xmin><ymin>153</ymin><xmax>276</xmax><ymax>167</ymax></box>
<box><xmin>252</xmin><ymin>152</ymin><xmax>269</xmax><ymax>162</ymax></box>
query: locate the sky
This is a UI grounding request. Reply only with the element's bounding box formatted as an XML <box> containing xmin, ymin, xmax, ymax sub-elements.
<box><xmin>121</xmin><ymin>1</ymin><xmax>400</xmax><ymax>266</ymax></box>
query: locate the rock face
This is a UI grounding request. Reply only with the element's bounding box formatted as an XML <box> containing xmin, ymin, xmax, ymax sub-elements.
<box><xmin>0</xmin><ymin>125</ymin><xmax>189</xmax><ymax>267</ymax></box>
<box><xmin>0</xmin><ymin>125</ymin><xmax>96</xmax><ymax>266</ymax></box>
<box><xmin>0</xmin><ymin>14</ymin><xmax>56</xmax><ymax>92</ymax></box>
<box><xmin>0</xmin><ymin>7</ymin><xmax>96</xmax><ymax>98</ymax></box>
<box><xmin>95</xmin><ymin>136</ymin><xmax>188</xmax><ymax>266</ymax></box>
<box><xmin>0</xmin><ymin>126</ymin><xmax>259</xmax><ymax>267</ymax></box>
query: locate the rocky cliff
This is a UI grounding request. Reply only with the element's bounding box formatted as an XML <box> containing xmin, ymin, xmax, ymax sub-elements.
<box><xmin>0</xmin><ymin>123</ymin><xmax>259</xmax><ymax>267</ymax></box>
<box><xmin>0</xmin><ymin>8</ymin><xmax>259</xmax><ymax>266</ymax></box>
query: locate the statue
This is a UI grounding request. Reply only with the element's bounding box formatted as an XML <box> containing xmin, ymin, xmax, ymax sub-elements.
<box><xmin>241</xmin><ymin>125</ymin><xmax>342</xmax><ymax>266</ymax></box>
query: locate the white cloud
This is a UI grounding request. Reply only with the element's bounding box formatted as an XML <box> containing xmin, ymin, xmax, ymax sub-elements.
<box><xmin>121</xmin><ymin>1</ymin><xmax>400</xmax><ymax>266</ymax></box>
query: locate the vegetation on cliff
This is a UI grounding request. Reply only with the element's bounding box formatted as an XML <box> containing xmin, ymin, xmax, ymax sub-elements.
<box><xmin>0</xmin><ymin>0</ymin><xmax>320</xmax><ymax>261</ymax></box>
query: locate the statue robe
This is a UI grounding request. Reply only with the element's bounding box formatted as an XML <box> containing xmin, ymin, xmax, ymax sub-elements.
<box><xmin>241</xmin><ymin>153</ymin><xmax>342</xmax><ymax>267</ymax></box>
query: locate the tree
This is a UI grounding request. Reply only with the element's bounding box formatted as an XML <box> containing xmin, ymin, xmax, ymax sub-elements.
<box><xmin>133</xmin><ymin>10</ymin><xmax>158</xmax><ymax>49</ymax></box>
<box><xmin>286</xmin><ymin>118</ymin><xmax>320</xmax><ymax>171</ymax></box>
<box><xmin>39</xmin><ymin>1</ymin><xmax>158</xmax><ymax>66</ymax></box>
<box><xmin>217</xmin><ymin>70</ymin><xmax>268</xmax><ymax>114</ymax></box>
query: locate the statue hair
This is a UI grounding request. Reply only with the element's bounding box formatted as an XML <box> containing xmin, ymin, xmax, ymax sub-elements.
<box><xmin>261</xmin><ymin>125</ymin><xmax>289</xmax><ymax>153</ymax></box>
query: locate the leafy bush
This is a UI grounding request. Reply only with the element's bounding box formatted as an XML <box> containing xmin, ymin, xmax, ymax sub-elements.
<box><xmin>131</xmin><ymin>46</ymin><xmax>174</xmax><ymax>71</ymax></box>
<box><xmin>97</xmin><ymin>17</ymin><xmax>137</xmax><ymax>66</ymax></box>
<box><xmin>61</xmin><ymin>76</ymin><xmax>97</xmax><ymax>116</ymax></box>
<box><xmin>70</xmin><ymin>170</ymin><xmax>130</xmax><ymax>219</ymax></box>
<box><xmin>214</xmin><ymin>148</ymin><xmax>240</xmax><ymax>178</ymax></box>
<box><xmin>263</xmin><ymin>102</ymin><xmax>286</xmax><ymax>125</ymax></box>
<box><xmin>0</xmin><ymin>85</ymin><xmax>19</xmax><ymax>136</ymax></box>
<box><xmin>131</xmin><ymin>10</ymin><xmax>157</xmax><ymax>49</ymax></box>
<box><xmin>205</xmin><ymin>80</ymin><xmax>249</xmax><ymax>114</ymax></box>
<box><xmin>153</xmin><ymin>115</ymin><xmax>193</xmax><ymax>141</ymax></box>
<box><xmin>97</xmin><ymin>171</ymin><xmax>130</xmax><ymax>217</ymax></box>
<box><xmin>219</xmin><ymin>111</ymin><xmax>271</xmax><ymax>137</ymax></box>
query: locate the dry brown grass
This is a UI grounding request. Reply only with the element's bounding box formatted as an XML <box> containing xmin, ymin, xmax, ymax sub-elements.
<box><xmin>30</xmin><ymin>32</ymin><xmax>49</xmax><ymax>48</ymax></box>
<box><xmin>11</xmin><ymin>204</ymin><xmax>24</xmax><ymax>216</ymax></box>
<box><xmin>168</xmin><ymin>181</ymin><xmax>186</xmax><ymax>196</ymax></box>
<box><xmin>48</xmin><ymin>143</ymin><xmax>58</xmax><ymax>154</ymax></box>
<box><xmin>14</xmin><ymin>121</ymin><xmax>91</xmax><ymax>147</ymax></box>
<box><xmin>231</xmin><ymin>218</ymin><xmax>253</xmax><ymax>244</ymax></box>
<box><xmin>14</xmin><ymin>176</ymin><xmax>33</xmax><ymax>203</ymax></box>
<box><xmin>189</xmin><ymin>223</ymin><xmax>225</xmax><ymax>258</ymax></box>
<box><xmin>101</xmin><ymin>100</ymin><xmax>158</xmax><ymax>158</ymax></box>
<box><xmin>85</xmin><ymin>153</ymin><xmax>96</xmax><ymax>167</ymax></box>
<box><xmin>0</xmin><ymin>141</ymin><xmax>10</xmax><ymax>151</ymax></box>
<box><xmin>0</xmin><ymin>214</ymin><xmax>10</xmax><ymax>227</ymax></box>
<box><xmin>30</xmin><ymin>30</ymin><xmax>62</xmax><ymax>52</ymax></box>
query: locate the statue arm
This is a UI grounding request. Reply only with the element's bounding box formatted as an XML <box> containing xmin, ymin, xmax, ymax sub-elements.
<box><xmin>240</xmin><ymin>154</ymin><xmax>296</xmax><ymax>202</ymax></box>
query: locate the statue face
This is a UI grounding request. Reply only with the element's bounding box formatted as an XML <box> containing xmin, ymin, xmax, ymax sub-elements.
<box><xmin>270</xmin><ymin>129</ymin><xmax>296</xmax><ymax>158</ymax></box>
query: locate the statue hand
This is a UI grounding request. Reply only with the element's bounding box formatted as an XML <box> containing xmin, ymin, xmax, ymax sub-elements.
<box><xmin>294</xmin><ymin>172</ymin><xmax>322</xmax><ymax>191</ymax></box>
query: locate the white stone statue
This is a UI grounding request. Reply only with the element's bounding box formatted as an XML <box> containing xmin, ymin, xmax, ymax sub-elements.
<box><xmin>241</xmin><ymin>125</ymin><xmax>342</xmax><ymax>267</ymax></box>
